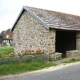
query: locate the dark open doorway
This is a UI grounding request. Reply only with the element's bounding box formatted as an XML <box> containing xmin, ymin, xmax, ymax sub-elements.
<box><xmin>56</xmin><ymin>30</ymin><xmax>76</xmax><ymax>58</ymax></box>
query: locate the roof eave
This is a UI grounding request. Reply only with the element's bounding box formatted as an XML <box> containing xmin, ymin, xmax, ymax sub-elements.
<box><xmin>11</xmin><ymin>6</ymin><xmax>49</xmax><ymax>31</ymax></box>
<box><xmin>50</xmin><ymin>27</ymin><xmax>80</xmax><ymax>31</ymax></box>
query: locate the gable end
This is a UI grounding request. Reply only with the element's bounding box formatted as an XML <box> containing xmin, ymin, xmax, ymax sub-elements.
<box><xmin>11</xmin><ymin>6</ymin><xmax>49</xmax><ymax>31</ymax></box>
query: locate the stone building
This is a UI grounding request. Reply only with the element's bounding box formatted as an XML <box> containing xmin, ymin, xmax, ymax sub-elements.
<box><xmin>1</xmin><ymin>31</ymin><xmax>13</xmax><ymax>46</ymax></box>
<box><xmin>12</xmin><ymin>6</ymin><xmax>80</xmax><ymax>58</ymax></box>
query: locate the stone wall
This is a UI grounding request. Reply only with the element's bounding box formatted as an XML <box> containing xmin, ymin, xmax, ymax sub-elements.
<box><xmin>13</xmin><ymin>11</ymin><xmax>56</xmax><ymax>55</ymax></box>
<box><xmin>0</xmin><ymin>54</ymin><xmax>49</xmax><ymax>63</ymax></box>
<box><xmin>76</xmin><ymin>32</ymin><xmax>80</xmax><ymax>50</ymax></box>
<box><xmin>65</xmin><ymin>32</ymin><xmax>80</xmax><ymax>58</ymax></box>
<box><xmin>66</xmin><ymin>50</ymin><xmax>80</xmax><ymax>58</ymax></box>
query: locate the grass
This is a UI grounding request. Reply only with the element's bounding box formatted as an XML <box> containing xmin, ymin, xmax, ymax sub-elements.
<box><xmin>0</xmin><ymin>47</ymin><xmax>14</xmax><ymax>58</ymax></box>
<box><xmin>0</xmin><ymin>60</ymin><xmax>57</xmax><ymax>76</ymax></box>
<box><xmin>0</xmin><ymin>46</ymin><xmax>13</xmax><ymax>54</ymax></box>
<box><xmin>0</xmin><ymin>47</ymin><xmax>57</xmax><ymax>76</ymax></box>
<box><xmin>0</xmin><ymin>57</ymin><xmax>80</xmax><ymax>76</ymax></box>
<box><xmin>0</xmin><ymin>47</ymin><xmax>80</xmax><ymax>76</ymax></box>
<box><xmin>63</xmin><ymin>58</ymin><xmax>80</xmax><ymax>63</ymax></box>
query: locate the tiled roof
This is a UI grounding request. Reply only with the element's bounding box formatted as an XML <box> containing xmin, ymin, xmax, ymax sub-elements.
<box><xmin>2</xmin><ymin>32</ymin><xmax>13</xmax><ymax>39</ymax></box>
<box><xmin>12</xmin><ymin>6</ymin><xmax>80</xmax><ymax>31</ymax></box>
<box><xmin>27</xmin><ymin>6</ymin><xmax>80</xmax><ymax>31</ymax></box>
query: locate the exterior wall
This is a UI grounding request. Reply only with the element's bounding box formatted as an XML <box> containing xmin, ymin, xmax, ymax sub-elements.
<box><xmin>13</xmin><ymin>11</ymin><xmax>56</xmax><ymax>55</ymax></box>
<box><xmin>76</xmin><ymin>32</ymin><xmax>80</xmax><ymax>50</ymax></box>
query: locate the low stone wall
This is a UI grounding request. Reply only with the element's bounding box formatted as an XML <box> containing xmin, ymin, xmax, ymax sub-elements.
<box><xmin>49</xmin><ymin>52</ymin><xmax>62</xmax><ymax>61</ymax></box>
<box><xmin>66</xmin><ymin>50</ymin><xmax>80</xmax><ymax>58</ymax></box>
<box><xmin>0</xmin><ymin>54</ymin><xmax>49</xmax><ymax>63</ymax></box>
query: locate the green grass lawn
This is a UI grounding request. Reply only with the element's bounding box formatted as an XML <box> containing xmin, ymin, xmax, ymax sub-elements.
<box><xmin>0</xmin><ymin>47</ymin><xmax>80</xmax><ymax>76</ymax></box>
<box><xmin>0</xmin><ymin>57</ymin><xmax>80</xmax><ymax>76</ymax></box>
<box><xmin>0</xmin><ymin>47</ymin><xmax>57</xmax><ymax>76</ymax></box>
<box><xmin>0</xmin><ymin>46</ymin><xmax>13</xmax><ymax>54</ymax></box>
<box><xmin>0</xmin><ymin>47</ymin><xmax>14</xmax><ymax>58</ymax></box>
<box><xmin>0</xmin><ymin>60</ymin><xmax>57</xmax><ymax>76</ymax></box>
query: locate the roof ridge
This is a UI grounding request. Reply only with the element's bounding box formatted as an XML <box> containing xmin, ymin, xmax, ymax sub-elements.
<box><xmin>26</xmin><ymin>6</ymin><xmax>80</xmax><ymax>18</ymax></box>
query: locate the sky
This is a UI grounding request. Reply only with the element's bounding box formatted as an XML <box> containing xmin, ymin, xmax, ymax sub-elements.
<box><xmin>0</xmin><ymin>0</ymin><xmax>80</xmax><ymax>33</ymax></box>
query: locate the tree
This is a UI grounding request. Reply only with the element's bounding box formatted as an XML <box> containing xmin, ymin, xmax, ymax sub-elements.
<box><xmin>7</xmin><ymin>29</ymin><xmax>11</xmax><ymax>32</ymax></box>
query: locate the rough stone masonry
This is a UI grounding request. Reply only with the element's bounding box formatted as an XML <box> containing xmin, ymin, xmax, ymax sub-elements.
<box><xmin>13</xmin><ymin>11</ymin><xmax>56</xmax><ymax>55</ymax></box>
<box><xmin>13</xmin><ymin>10</ymin><xmax>80</xmax><ymax>59</ymax></box>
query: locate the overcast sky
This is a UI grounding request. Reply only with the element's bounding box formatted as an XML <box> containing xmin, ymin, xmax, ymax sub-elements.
<box><xmin>0</xmin><ymin>0</ymin><xmax>80</xmax><ymax>32</ymax></box>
